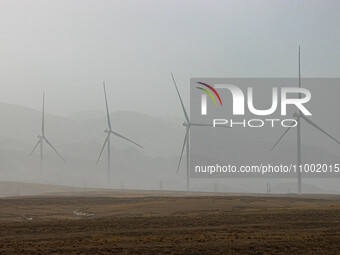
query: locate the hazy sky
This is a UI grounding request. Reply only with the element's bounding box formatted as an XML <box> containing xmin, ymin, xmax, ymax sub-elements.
<box><xmin>0</xmin><ymin>0</ymin><xmax>339</xmax><ymax>117</ymax></box>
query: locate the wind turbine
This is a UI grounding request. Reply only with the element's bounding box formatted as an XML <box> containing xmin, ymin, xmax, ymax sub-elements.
<box><xmin>29</xmin><ymin>92</ymin><xmax>67</xmax><ymax>183</ymax></box>
<box><xmin>270</xmin><ymin>47</ymin><xmax>340</xmax><ymax>194</ymax></box>
<box><xmin>96</xmin><ymin>81</ymin><xmax>143</xmax><ymax>185</ymax></box>
<box><xmin>171</xmin><ymin>74</ymin><xmax>229</xmax><ymax>191</ymax></box>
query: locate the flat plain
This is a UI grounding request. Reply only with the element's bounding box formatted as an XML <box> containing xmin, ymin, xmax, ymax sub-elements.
<box><xmin>0</xmin><ymin>187</ymin><xmax>339</xmax><ymax>254</ymax></box>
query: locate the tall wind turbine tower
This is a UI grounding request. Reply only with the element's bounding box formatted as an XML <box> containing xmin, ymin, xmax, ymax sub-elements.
<box><xmin>96</xmin><ymin>81</ymin><xmax>143</xmax><ymax>185</ymax></box>
<box><xmin>270</xmin><ymin>47</ymin><xmax>340</xmax><ymax>194</ymax></box>
<box><xmin>29</xmin><ymin>92</ymin><xmax>67</xmax><ymax>183</ymax></box>
<box><xmin>297</xmin><ymin>46</ymin><xmax>302</xmax><ymax>194</ymax></box>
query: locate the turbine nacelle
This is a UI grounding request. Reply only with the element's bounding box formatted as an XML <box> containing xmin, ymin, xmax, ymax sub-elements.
<box><xmin>183</xmin><ymin>122</ymin><xmax>190</xmax><ymax>127</ymax></box>
<box><xmin>104</xmin><ymin>129</ymin><xmax>111</xmax><ymax>134</ymax></box>
<box><xmin>293</xmin><ymin>112</ymin><xmax>301</xmax><ymax>118</ymax></box>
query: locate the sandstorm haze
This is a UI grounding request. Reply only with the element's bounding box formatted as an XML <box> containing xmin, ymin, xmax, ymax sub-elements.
<box><xmin>0</xmin><ymin>0</ymin><xmax>339</xmax><ymax>116</ymax></box>
<box><xmin>0</xmin><ymin>0</ymin><xmax>339</xmax><ymax>193</ymax></box>
<box><xmin>0</xmin><ymin>2</ymin><xmax>339</xmax><ymax>254</ymax></box>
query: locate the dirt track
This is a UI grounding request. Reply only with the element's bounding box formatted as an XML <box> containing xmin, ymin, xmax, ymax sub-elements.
<box><xmin>0</xmin><ymin>194</ymin><xmax>339</xmax><ymax>254</ymax></box>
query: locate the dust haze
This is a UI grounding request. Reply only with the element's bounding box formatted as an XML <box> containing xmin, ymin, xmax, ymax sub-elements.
<box><xmin>0</xmin><ymin>0</ymin><xmax>340</xmax><ymax>194</ymax></box>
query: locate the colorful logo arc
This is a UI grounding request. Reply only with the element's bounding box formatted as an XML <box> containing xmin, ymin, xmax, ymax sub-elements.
<box><xmin>196</xmin><ymin>82</ymin><xmax>222</xmax><ymax>106</ymax></box>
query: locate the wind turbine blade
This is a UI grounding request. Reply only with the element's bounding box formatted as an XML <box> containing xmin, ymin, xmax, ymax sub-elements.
<box><xmin>298</xmin><ymin>46</ymin><xmax>301</xmax><ymax>89</ymax></box>
<box><xmin>270</xmin><ymin>122</ymin><xmax>295</xmax><ymax>151</ymax></box>
<box><xmin>43</xmin><ymin>137</ymin><xmax>67</xmax><ymax>163</ymax></box>
<box><xmin>171</xmin><ymin>74</ymin><xmax>190</xmax><ymax>123</ymax></box>
<box><xmin>29</xmin><ymin>140</ymin><xmax>41</xmax><ymax>155</ymax></box>
<box><xmin>300</xmin><ymin>115</ymin><xmax>340</xmax><ymax>144</ymax></box>
<box><xmin>110</xmin><ymin>130</ymin><xmax>143</xmax><ymax>148</ymax></box>
<box><xmin>42</xmin><ymin>91</ymin><xmax>45</xmax><ymax>136</ymax></box>
<box><xmin>96</xmin><ymin>136</ymin><xmax>109</xmax><ymax>165</ymax></box>
<box><xmin>177</xmin><ymin>129</ymin><xmax>188</xmax><ymax>173</ymax></box>
<box><xmin>190</xmin><ymin>123</ymin><xmax>231</xmax><ymax>128</ymax></box>
<box><xmin>103</xmin><ymin>81</ymin><xmax>112</xmax><ymax>130</ymax></box>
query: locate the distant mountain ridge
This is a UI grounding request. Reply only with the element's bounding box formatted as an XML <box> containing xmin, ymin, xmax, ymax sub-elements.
<box><xmin>0</xmin><ymin>103</ymin><xmax>339</xmax><ymax>194</ymax></box>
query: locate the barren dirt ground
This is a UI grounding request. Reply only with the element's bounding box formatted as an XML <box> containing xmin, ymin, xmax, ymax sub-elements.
<box><xmin>0</xmin><ymin>192</ymin><xmax>339</xmax><ymax>254</ymax></box>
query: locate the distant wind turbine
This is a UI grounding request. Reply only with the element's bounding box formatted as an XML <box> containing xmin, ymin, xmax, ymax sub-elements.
<box><xmin>270</xmin><ymin>47</ymin><xmax>340</xmax><ymax>194</ymax></box>
<box><xmin>171</xmin><ymin>74</ymin><xmax>229</xmax><ymax>191</ymax></box>
<box><xmin>96</xmin><ymin>81</ymin><xmax>143</xmax><ymax>185</ymax></box>
<box><xmin>29</xmin><ymin>92</ymin><xmax>67</xmax><ymax>183</ymax></box>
